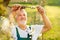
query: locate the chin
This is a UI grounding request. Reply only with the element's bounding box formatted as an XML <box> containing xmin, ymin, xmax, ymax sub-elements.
<box><xmin>19</xmin><ymin>21</ymin><xmax>27</xmax><ymax>25</ymax></box>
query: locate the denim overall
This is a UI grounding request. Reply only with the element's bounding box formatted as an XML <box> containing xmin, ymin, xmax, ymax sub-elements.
<box><xmin>16</xmin><ymin>27</ymin><xmax>32</xmax><ymax>40</ymax></box>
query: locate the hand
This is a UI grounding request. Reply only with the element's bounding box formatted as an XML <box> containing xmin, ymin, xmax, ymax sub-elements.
<box><xmin>11</xmin><ymin>5</ymin><xmax>20</xmax><ymax>12</ymax></box>
<box><xmin>11</xmin><ymin>5</ymin><xmax>22</xmax><ymax>17</ymax></box>
<box><xmin>37</xmin><ymin>6</ymin><xmax>45</xmax><ymax>15</ymax></box>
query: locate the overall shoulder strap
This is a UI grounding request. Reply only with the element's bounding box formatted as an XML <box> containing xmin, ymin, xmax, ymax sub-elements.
<box><xmin>16</xmin><ymin>27</ymin><xmax>21</xmax><ymax>40</ymax></box>
<box><xmin>16</xmin><ymin>27</ymin><xmax>31</xmax><ymax>40</ymax></box>
<box><xmin>27</xmin><ymin>27</ymin><xmax>32</xmax><ymax>38</ymax></box>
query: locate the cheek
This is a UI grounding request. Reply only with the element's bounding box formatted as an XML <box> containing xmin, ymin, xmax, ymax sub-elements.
<box><xmin>24</xmin><ymin>16</ymin><xmax>27</xmax><ymax>20</ymax></box>
<box><xmin>18</xmin><ymin>17</ymin><xmax>21</xmax><ymax>20</ymax></box>
<box><xmin>16</xmin><ymin>17</ymin><xmax>21</xmax><ymax>21</ymax></box>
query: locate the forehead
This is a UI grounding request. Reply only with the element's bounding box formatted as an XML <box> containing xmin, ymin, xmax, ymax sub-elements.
<box><xmin>16</xmin><ymin>9</ymin><xmax>27</xmax><ymax>15</ymax></box>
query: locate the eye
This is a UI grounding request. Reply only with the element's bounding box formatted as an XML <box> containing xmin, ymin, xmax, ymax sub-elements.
<box><xmin>23</xmin><ymin>14</ymin><xmax>25</xmax><ymax>16</ymax></box>
<box><xmin>18</xmin><ymin>14</ymin><xmax>22</xmax><ymax>16</ymax></box>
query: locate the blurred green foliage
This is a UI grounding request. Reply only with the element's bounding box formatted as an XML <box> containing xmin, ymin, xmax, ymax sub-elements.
<box><xmin>47</xmin><ymin>0</ymin><xmax>60</xmax><ymax>6</ymax></box>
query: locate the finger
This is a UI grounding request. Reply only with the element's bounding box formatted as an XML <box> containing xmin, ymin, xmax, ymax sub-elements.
<box><xmin>11</xmin><ymin>5</ymin><xmax>21</xmax><ymax>11</ymax></box>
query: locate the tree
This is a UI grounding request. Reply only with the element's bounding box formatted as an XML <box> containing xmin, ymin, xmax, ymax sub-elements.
<box><xmin>0</xmin><ymin>0</ymin><xmax>10</xmax><ymax>16</ymax></box>
<box><xmin>0</xmin><ymin>0</ymin><xmax>12</xmax><ymax>40</ymax></box>
<box><xmin>41</xmin><ymin>0</ymin><xmax>47</xmax><ymax>6</ymax></box>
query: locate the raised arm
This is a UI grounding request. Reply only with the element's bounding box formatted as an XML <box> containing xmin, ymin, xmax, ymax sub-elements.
<box><xmin>9</xmin><ymin>5</ymin><xmax>21</xmax><ymax>24</ymax></box>
<box><xmin>37</xmin><ymin>6</ymin><xmax>52</xmax><ymax>33</ymax></box>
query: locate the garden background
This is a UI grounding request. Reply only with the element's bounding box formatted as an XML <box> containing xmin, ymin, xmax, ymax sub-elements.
<box><xmin>0</xmin><ymin>0</ymin><xmax>60</xmax><ymax>40</ymax></box>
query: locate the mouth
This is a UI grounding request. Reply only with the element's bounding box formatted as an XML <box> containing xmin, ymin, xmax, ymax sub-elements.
<box><xmin>19</xmin><ymin>20</ymin><xmax>26</xmax><ymax>25</ymax></box>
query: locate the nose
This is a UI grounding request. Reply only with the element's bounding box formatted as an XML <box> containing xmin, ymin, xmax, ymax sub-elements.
<box><xmin>21</xmin><ymin>15</ymin><xmax>25</xmax><ymax>18</ymax></box>
<box><xmin>21</xmin><ymin>15</ymin><xmax>26</xmax><ymax>20</ymax></box>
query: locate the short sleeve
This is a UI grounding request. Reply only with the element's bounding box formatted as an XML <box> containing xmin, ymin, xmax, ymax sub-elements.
<box><xmin>11</xmin><ymin>27</ymin><xmax>17</xmax><ymax>40</ymax></box>
<box><xmin>31</xmin><ymin>25</ymin><xmax>44</xmax><ymax>40</ymax></box>
<box><xmin>31</xmin><ymin>25</ymin><xmax>44</xmax><ymax>34</ymax></box>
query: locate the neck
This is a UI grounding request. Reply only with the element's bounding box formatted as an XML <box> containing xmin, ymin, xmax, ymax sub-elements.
<box><xmin>18</xmin><ymin>24</ymin><xmax>27</xmax><ymax>30</ymax></box>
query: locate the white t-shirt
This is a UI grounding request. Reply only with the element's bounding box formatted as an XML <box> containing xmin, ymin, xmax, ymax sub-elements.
<box><xmin>11</xmin><ymin>25</ymin><xmax>44</xmax><ymax>40</ymax></box>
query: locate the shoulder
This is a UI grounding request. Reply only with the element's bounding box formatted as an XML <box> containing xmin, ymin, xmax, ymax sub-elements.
<box><xmin>26</xmin><ymin>25</ymin><xmax>44</xmax><ymax>29</ymax></box>
<box><xmin>31</xmin><ymin>25</ymin><xmax>44</xmax><ymax>28</ymax></box>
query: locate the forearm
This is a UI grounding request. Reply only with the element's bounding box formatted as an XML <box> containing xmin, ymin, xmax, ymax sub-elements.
<box><xmin>9</xmin><ymin>12</ymin><xmax>16</xmax><ymax>25</ymax></box>
<box><xmin>37</xmin><ymin>6</ymin><xmax>51</xmax><ymax>33</ymax></box>
<box><xmin>41</xmin><ymin>14</ymin><xmax>51</xmax><ymax>33</ymax></box>
<box><xmin>42</xmin><ymin>14</ymin><xmax>51</xmax><ymax>27</ymax></box>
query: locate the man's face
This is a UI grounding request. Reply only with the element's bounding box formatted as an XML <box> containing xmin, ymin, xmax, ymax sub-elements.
<box><xmin>16</xmin><ymin>9</ymin><xmax>27</xmax><ymax>25</ymax></box>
